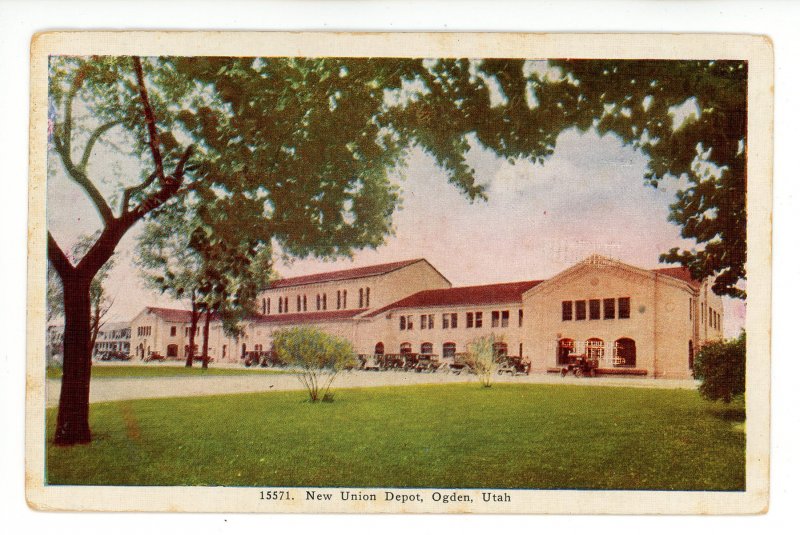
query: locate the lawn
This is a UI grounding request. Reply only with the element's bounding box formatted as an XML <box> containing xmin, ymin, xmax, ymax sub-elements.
<box><xmin>46</xmin><ymin>365</ymin><xmax>290</xmax><ymax>380</ymax></box>
<box><xmin>45</xmin><ymin>383</ymin><xmax>745</xmax><ymax>490</ymax></box>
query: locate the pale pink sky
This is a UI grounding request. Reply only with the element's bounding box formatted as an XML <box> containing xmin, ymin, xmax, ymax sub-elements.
<box><xmin>47</xmin><ymin>127</ymin><xmax>746</xmax><ymax>337</ymax></box>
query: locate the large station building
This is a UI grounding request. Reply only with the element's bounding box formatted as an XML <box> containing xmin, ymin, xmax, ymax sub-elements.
<box><xmin>129</xmin><ymin>254</ymin><xmax>725</xmax><ymax>379</ymax></box>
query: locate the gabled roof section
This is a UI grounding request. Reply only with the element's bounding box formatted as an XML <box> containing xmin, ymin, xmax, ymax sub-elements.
<box><xmin>143</xmin><ymin>307</ymin><xmax>194</xmax><ymax>323</ymax></box>
<box><xmin>253</xmin><ymin>308</ymin><xmax>368</xmax><ymax>324</ymax></box>
<box><xmin>651</xmin><ymin>266</ymin><xmax>702</xmax><ymax>289</ymax></box>
<box><xmin>367</xmin><ymin>280</ymin><xmax>543</xmax><ymax>317</ymax></box>
<box><xmin>268</xmin><ymin>258</ymin><xmax>437</xmax><ymax>289</ymax></box>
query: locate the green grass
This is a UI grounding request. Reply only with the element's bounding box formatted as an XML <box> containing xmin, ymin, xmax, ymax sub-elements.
<box><xmin>46</xmin><ymin>365</ymin><xmax>289</xmax><ymax>380</ymax></box>
<box><xmin>45</xmin><ymin>383</ymin><xmax>745</xmax><ymax>490</ymax></box>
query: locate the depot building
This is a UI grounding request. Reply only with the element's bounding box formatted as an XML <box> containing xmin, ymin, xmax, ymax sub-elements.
<box><xmin>129</xmin><ymin>254</ymin><xmax>724</xmax><ymax>379</ymax></box>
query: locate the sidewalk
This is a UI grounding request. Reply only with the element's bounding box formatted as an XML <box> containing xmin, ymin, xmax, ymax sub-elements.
<box><xmin>45</xmin><ymin>370</ymin><xmax>699</xmax><ymax>407</ymax></box>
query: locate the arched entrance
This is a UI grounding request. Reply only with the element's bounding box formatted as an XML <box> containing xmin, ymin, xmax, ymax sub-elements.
<box><xmin>614</xmin><ymin>338</ymin><xmax>636</xmax><ymax>367</ymax></box>
<box><xmin>400</xmin><ymin>342</ymin><xmax>412</xmax><ymax>355</ymax></box>
<box><xmin>167</xmin><ymin>344</ymin><xmax>178</xmax><ymax>357</ymax></box>
<box><xmin>421</xmin><ymin>342</ymin><xmax>433</xmax><ymax>354</ymax></box>
<box><xmin>374</xmin><ymin>342</ymin><xmax>384</xmax><ymax>355</ymax></box>
<box><xmin>443</xmin><ymin>342</ymin><xmax>456</xmax><ymax>358</ymax></box>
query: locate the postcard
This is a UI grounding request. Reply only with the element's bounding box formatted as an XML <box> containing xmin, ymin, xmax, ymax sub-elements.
<box><xmin>26</xmin><ymin>31</ymin><xmax>772</xmax><ymax>514</ymax></box>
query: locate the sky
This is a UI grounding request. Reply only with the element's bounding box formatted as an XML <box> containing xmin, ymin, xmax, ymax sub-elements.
<box><xmin>46</xmin><ymin>95</ymin><xmax>746</xmax><ymax>339</ymax></box>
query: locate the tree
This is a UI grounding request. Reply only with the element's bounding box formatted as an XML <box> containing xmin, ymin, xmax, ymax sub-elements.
<box><xmin>537</xmin><ymin>60</ymin><xmax>747</xmax><ymax>297</ymax></box>
<box><xmin>47</xmin><ymin>57</ymin><xmax>747</xmax><ymax>444</ymax></box>
<box><xmin>47</xmin><ymin>233</ymin><xmax>116</xmax><ymax>358</ymax></box>
<box><xmin>466</xmin><ymin>334</ymin><xmax>502</xmax><ymax>388</ymax></box>
<box><xmin>272</xmin><ymin>327</ymin><xmax>357</xmax><ymax>402</ymax></box>
<box><xmin>693</xmin><ymin>332</ymin><xmax>746</xmax><ymax>403</ymax></box>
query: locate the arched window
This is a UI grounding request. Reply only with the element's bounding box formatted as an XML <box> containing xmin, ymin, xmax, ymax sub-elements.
<box><xmin>613</xmin><ymin>338</ymin><xmax>636</xmax><ymax>367</ymax></box>
<box><xmin>316</xmin><ymin>294</ymin><xmax>321</xmax><ymax>310</ymax></box>
<box><xmin>267</xmin><ymin>298</ymin><xmax>271</xmax><ymax>315</ymax></box>
<box><xmin>343</xmin><ymin>290</ymin><xmax>347</xmax><ymax>309</ymax></box>
<box><xmin>303</xmin><ymin>295</ymin><xmax>307</xmax><ymax>311</ymax></box>
<box><xmin>359</xmin><ymin>288</ymin><xmax>364</xmax><ymax>308</ymax></box>
<box><xmin>167</xmin><ymin>344</ymin><xmax>178</xmax><ymax>357</ymax></box>
<box><xmin>557</xmin><ymin>338</ymin><xmax>575</xmax><ymax>365</ymax></box>
<box><xmin>421</xmin><ymin>342</ymin><xmax>433</xmax><ymax>354</ymax></box>
<box><xmin>493</xmin><ymin>342</ymin><xmax>508</xmax><ymax>357</ymax></box>
<box><xmin>586</xmin><ymin>338</ymin><xmax>605</xmax><ymax>361</ymax></box>
<box><xmin>337</xmin><ymin>290</ymin><xmax>341</xmax><ymax>309</ymax></box>
<box><xmin>366</xmin><ymin>287</ymin><xmax>370</xmax><ymax>307</ymax></box>
<box><xmin>374</xmin><ymin>342</ymin><xmax>384</xmax><ymax>355</ymax></box>
<box><xmin>400</xmin><ymin>342</ymin><xmax>412</xmax><ymax>355</ymax></box>
<box><xmin>443</xmin><ymin>342</ymin><xmax>456</xmax><ymax>358</ymax></box>
<box><xmin>297</xmin><ymin>295</ymin><xmax>301</xmax><ymax>311</ymax></box>
<box><xmin>262</xmin><ymin>298</ymin><xmax>266</xmax><ymax>315</ymax></box>
<box><xmin>278</xmin><ymin>298</ymin><xmax>283</xmax><ymax>313</ymax></box>
<box><xmin>322</xmin><ymin>293</ymin><xmax>327</xmax><ymax>310</ymax></box>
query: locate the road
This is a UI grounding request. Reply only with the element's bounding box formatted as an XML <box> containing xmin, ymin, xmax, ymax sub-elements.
<box><xmin>44</xmin><ymin>369</ymin><xmax>699</xmax><ymax>407</ymax></box>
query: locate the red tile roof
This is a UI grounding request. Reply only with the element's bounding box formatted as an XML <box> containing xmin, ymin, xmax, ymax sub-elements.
<box><xmin>253</xmin><ymin>308</ymin><xmax>368</xmax><ymax>324</ymax></box>
<box><xmin>651</xmin><ymin>267</ymin><xmax>702</xmax><ymax>288</ymax></box>
<box><xmin>367</xmin><ymin>280</ymin><xmax>543</xmax><ymax>317</ymax></box>
<box><xmin>145</xmin><ymin>307</ymin><xmax>195</xmax><ymax>323</ymax></box>
<box><xmin>269</xmin><ymin>258</ymin><xmax>427</xmax><ymax>289</ymax></box>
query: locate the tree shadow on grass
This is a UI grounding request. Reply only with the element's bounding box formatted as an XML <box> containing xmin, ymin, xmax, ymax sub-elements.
<box><xmin>708</xmin><ymin>403</ymin><xmax>746</xmax><ymax>423</ymax></box>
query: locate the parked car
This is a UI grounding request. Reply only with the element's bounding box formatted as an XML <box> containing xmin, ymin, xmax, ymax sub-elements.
<box><xmin>100</xmin><ymin>351</ymin><xmax>132</xmax><ymax>361</ymax></box>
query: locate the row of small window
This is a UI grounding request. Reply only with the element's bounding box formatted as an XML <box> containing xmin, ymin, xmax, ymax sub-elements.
<box><xmin>562</xmin><ymin>297</ymin><xmax>631</xmax><ymax>321</ymax></box>
<box><xmin>261</xmin><ymin>287</ymin><xmax>371</xmax><ymax>315</ymax></box>
<box><xmin>136</xmin><ymin>326</ymin><xmax>152</xmax><ymax>336</ymax></box>
<box><xmin>164</xmin><ymin>326</ymin><xmax>201</xmax><ymax>337</ymax></box>
<box><xmin>378</xmin><ymin>341</ymin><xmax>520</xmax><ymax>358</ymax></box>
<box><xmin>399</xmin><ymin>310</ymin><xmax>523</xmax><ymax>331</ymax></box>
<box><xmin>691</xmin><ymin>298</ymin><xmax>721</xmax><ymax>330</ymax></box>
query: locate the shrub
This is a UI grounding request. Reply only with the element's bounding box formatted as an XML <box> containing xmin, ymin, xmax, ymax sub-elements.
<box><xmin>466</xmin><ymin>334</ymin><xmax>502</xmax><ymax>388</ymax></box>
<box><xmin>272</xmin><ymin>327</ymin><xmax>357</xmax><ymax>402</ymax></box>
<box><xmin>693</xmin><ymin>331</ymin><xmax>746</xmax><ymax>403</ymax></box>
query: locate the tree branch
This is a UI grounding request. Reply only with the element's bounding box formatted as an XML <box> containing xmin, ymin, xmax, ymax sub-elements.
<box><xmin>132</xmin><ymin>57</ymin><xmax>165</xmax><ymax>184</ymax></box>
<box><xmin>52</xmin><ymin>72</ymin><xmax>116</xmax><ymax>226</ymax></box>
<box><xmin>121</xmin><ymin>171</ymin><xmax>158</xmax><ymax>215</ymax></box>
<box><xmin>47</xmin><ymin>232</ymin><xmax>74</xmax><ymax>277</ymax></box>
<box><xmin>79</xmin><ymin>120</ymin><xmax>121</xmax><ymax>170</ymax></box>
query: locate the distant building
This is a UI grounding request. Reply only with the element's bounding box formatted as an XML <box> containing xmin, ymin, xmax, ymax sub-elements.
<box><xmin>129</xmin><ymin>255</ymin><xmax>725</xmax><ymax>379</ymax></box>
<box><xmin>93</xmin><ymin>322</ymin><xmax>131</xmax><ymax>358</ymax></box>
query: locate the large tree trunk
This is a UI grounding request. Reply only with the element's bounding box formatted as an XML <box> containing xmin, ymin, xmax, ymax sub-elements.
<box><xmin>54</xmin><ymin>277</ymin><xmax>93</xmax><ymax>445</ymax></box>
<box><xmin>186</xmin><ymin>297</ymin><xmax>199</xmax><ymax>367</ymax></box>
<box><xmin>201</xmin><ymin>310</ymin><xmax>211</xmax><ymax>369</ymax></box>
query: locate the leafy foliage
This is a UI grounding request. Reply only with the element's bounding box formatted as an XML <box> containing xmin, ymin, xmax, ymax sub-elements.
<box><xmin>466</xmin><ymin>334</ymin><xmax>502</xmax><ymax>388</ymax></box>
<box><xmin>272</xmin><ymin>327</ymin><xmax>357</xmax><ymax>402</ymax></box>
<box><xmin>693</xmin><ymin>331</ymin><xmax>746</xmax><ymax>403</ymax></box>
<box><xmin>541</xmin><ymin>60</ymin><xmax>747</xmax><ymax>297</ymax></box>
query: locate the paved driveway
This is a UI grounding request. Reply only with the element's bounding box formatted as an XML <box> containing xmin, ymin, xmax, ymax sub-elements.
<box><xmin>45</xmin><ymin>370</ymin><xmax>698</xmax><ymax>407</ymax></box>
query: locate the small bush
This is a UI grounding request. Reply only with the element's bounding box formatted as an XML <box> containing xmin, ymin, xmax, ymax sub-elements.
<box><xmin>466</xmin><ymin>334</ymin><xmax>501</xmax><ymax>388</ymax></box>
<box><xmin>272</xmin><ymin>327</ymin><xmax>357</xmax><ymax>402</ymax></box>
<box><xmin>693</xmin><ymin>331</ymin><xmax>746</xmax><ymax>403</ymax></box>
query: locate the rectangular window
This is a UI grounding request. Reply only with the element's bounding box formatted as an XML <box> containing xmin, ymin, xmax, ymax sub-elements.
<box><xmin>442</xmin><ymin>313</ymin><xmax>449</xmax><ymax>329</ymax></box>
<box><xmin>428</xmin><ymin>314</ymin><xmax>434</xmax><ymax>329</ymax></box>
<box><xmin>689</xmin><ymin>298</ymin><xmax>693</xmax><ymax>320</ymax></box>
<box><xmin>366</xmin><ymin>288</ymin><xmax>370</xmax><ymax>307</ymax></box>
<box><xmin>407</xmin><ymin>316</ymin><xmax>413</xmax><ymax>330</ymax></box>
<box><xmin>451</xmin><ymin>313</ymin><xmax>457</xmax><ymax>329</ymax></box>
<box><xmin>475</xmin><ymin>312</ymin><xmax>483</xmax><ymax>328</ymax></box>
<box><xmin>589</xmin><ymin>299</ymin><xmax>601</xmax><ymax>320</ymax></box>
<box><xmin>603</xmin><ymin>298</ymin><xmax>615</xmax><ymax>319</ymax></box>
<box><xmin>491</xmin><ymin>311</ymin><xmax>500</xmax><ymax>328</ymax></box>
<box><xmin>297</xmin><ymin>295</ymin><xmax>302</xmax><ymax>311</ymax></box>
<box><xmin>420</xmin><ymin>314</ymin><xmax>427</xmax><ymax>330</ymax></box>
<box><xmin>343</xmin><ymin>290</ymin><xmax>347</xmax><ymax>309</ymax></box>
<box><xmin>170</xmin><ymin>326</ymin><xmax>176</xmax><ymax>337</ymax></box>
<box><xmin>322</xmin><ymin>294</ymin><xmax>327</xmax><ymax>310</ymax></box>
<box><xmin>575</xmin><ymin>300</ymin><xmax>586</xmax><ymax>320</ymax></box>
<box><xmin>518</xmin><ymin>309</ymin><xmax>523</xmax><ymax>327</ymax></box>
<box><xmin>467</xmin><ymin>312</ymin><xmax>474</xmax><ymax>328</ymax></box>
<box><xmin>501</xmin><ymin>310</ymin><xmax>509</xmax><ymax>328</ymax></box>
<box><xmin>359</xmin><ymin>288</ymin><xmax>364</xmax><ymax>308</ymax></box>
<box><xmin>618</xmin><ymin>297</ymin><xmax>630</xmax><ymax>319</ymax></box>
<box><xmin>562</xmin><ymin>301</ymin><xmax>573</xmax><ymax>321</ymax></box>
<box><xmin>708</xmin><ymin>306</ymin><xmax>712</xmax><ymax>326</ymax></box>
<box><xmin>400</xmin><ymin>316</ymin><xmax>406</xmax><ymax>330</ymax></box>
<box><xmin>336</xmin><ymin>291</ymin><xmax>341</xmax><ymax>310</ymax></box>
<box><xmin>279</xmin><ymin>298</ymin><xmax>283</xmax><ymax>313</ymax></box>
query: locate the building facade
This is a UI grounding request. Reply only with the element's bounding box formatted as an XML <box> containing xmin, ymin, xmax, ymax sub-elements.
<box><xmin>93</xmin><ymin>321</ymin><xmax>132</xmax><ymax>358</ymax></box>
<box><xmin>129</xmin><ymin>255</ymin><xmax>725</xmax><ymax>379</ymax></box>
